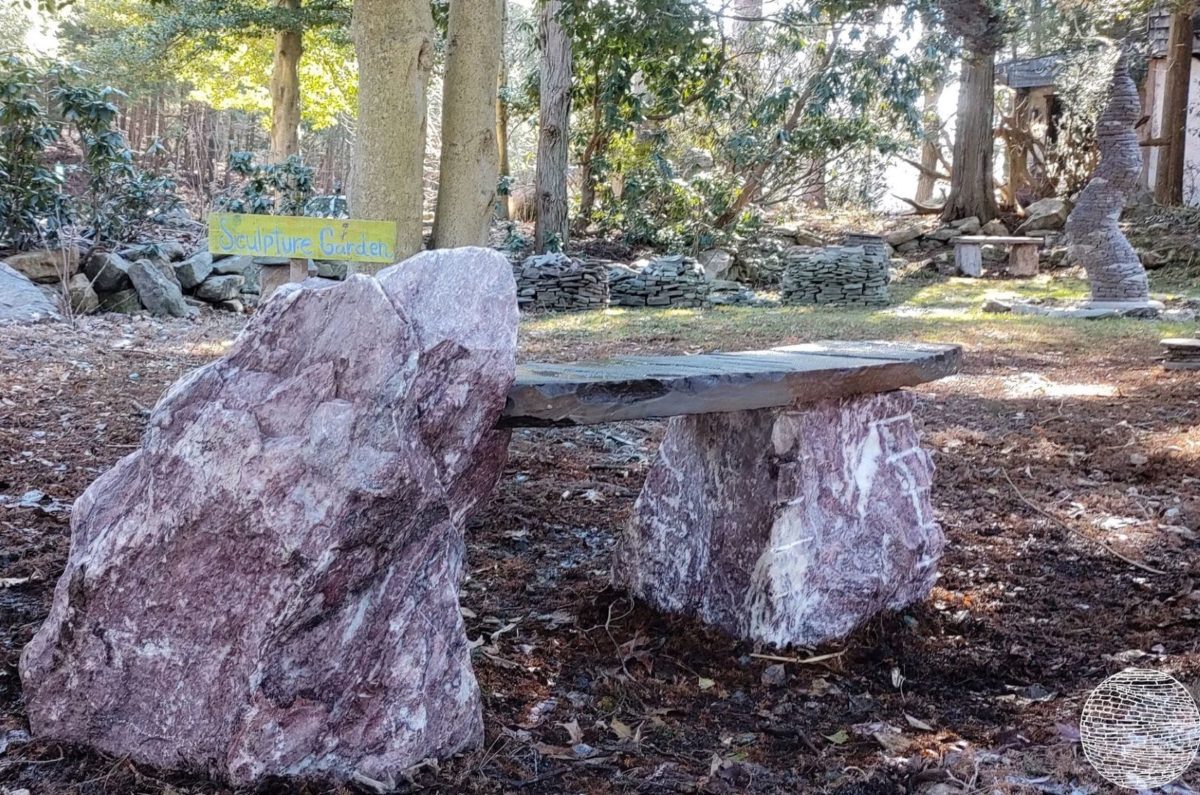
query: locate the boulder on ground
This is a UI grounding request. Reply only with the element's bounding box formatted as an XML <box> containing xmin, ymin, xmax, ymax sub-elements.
<box><xmin>67</xmin><ymin>273</ymin><xmax>99</xmax><ymax>315</ymax></box>
<box><xmin>175</xmin><ymin>252</ymin><xmax>214</xmax><ymax>289</ymax></box>
<box><xmin>951</xmin><ymin>216</ymin><xmax>981</xmax><ymax>234</ymax></box>
<box><xmin>84</xmin><ymin>252</ymin><xmax>134</xmax><ymax>292</ymax></box>
<box><xmin>0</xmin><ymin>263</ymin><xmax>61</xmax><ymax>324</ymax></box>
<box><xmin>885</xmin><ymin>225</ymin><xmax>924</xmax><ymax>247</ymax></box>
<box><xmin>924</xmin><ymin>226</ymin><xmax>960</xmax><ymax>242</ymax></box>
<box><xmin>613</xmin><ymin>391</ymin><xmax>943</xmax><ymax>648</ymax></box>
<box><xmin>213</xmin><ymin>254</ymin><xmax>255</xmax><ymax>275</ymax></box>
<box><xmin>195</xmin><ymin>274</ymin><xmax>245</xmax><ymax>302</ymax></box>
<box><xmin>698</xmin><ymin>249</ymin><xmax>735</xmax><ymax>281</ymax></box>
<box><xmin>1017</xmin><ymin>197</ymin><xmax>1071</xmax><ymax>234</ymax></box>
<box><xmin>4</xmin><ymin>248</ymin><xmax>81</xmax><ymax>283</ymax></box>
<box><xmin>20</xmin><ymin>247</ymin><xmax>520</xmax><ymax>786</ymax></box>
<box><xmin>97</xmin><ymin>289</ymin><xmax>143</xmax><ymax>314</ymax></box>
<box><xmin>980</xmin><ymin>219</ymin><xmax>1010</xmax><ymax>236</ymax></box>
<box><xmin>316</xmin><ymin>260</ymin><xmax>349</xmax><ymax>280</ymax></box>
<box><xmin>128</xmin><ymin>259</ymin><xmax>196</xmax><ymax>318</ymax></box>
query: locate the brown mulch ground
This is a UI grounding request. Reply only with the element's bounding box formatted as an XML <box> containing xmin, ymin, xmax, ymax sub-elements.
<box><xmin>0</xmin><ymin>313</ymin><xmax>1197</xmax><ymax>794</ymax></box>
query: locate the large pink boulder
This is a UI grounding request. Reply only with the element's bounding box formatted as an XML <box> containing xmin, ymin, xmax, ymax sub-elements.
<box><xmin>613</xmin><ymin>391</ymin><xmax>943</xmax><ymax>648</ymax></box>
<box><xmin>20</xmin><ymin>247</ymin><xmax>518</xmax><ymax>785</ymax></box>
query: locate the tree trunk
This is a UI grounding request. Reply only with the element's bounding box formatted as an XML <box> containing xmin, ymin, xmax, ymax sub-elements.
<box><xmin>941</xmin><ymin>49</ymin><xmax>997</xmax><ymax>223</ymax></box>
<box><xmin>496</xmin><ymin>0</ymin><xmax>511</xmax><ymax>221</ymax></box>
<box><xmin>574</xmin><ymin>122</ymin><xmax>604</xmax><ymax>233</ymax></box>
<box><xmin>269</xmin><ymin>0</ymin><xmax>303</xmax><ymax>162</ymax></box>
<box><xmin>534</xmin><ymin>0</ymin><xmax>572</xmax><ymax>253</ymax></box>
<box><xmin>432</xmin><ymin>0</ymin><xmax>503</xmax><ymax>248</ymax></box>
<box><xmin>1154</xmin><ymin>6</ymin><xmax>1194</xmax><ymax>205</ymax></box>
<box><xmin>350</xmin><ymin>0</ymin><xmax>435</xmax><ymax>265</ymax></box>
<box><xmin>915</xmin><ymin>83</ymin><xmax>943</xmax><ymax>204</ymax></box>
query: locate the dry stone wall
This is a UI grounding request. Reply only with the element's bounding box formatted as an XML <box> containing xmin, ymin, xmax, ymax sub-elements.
<box><xmin>513</xmin><ymin>253</ymin><xmax>609</xmax><ymax>311</ymax></box>
<box><xmin>781</xmin><ymin>243</ymin><xmax>890</xmax><ymax>306</ymax></box>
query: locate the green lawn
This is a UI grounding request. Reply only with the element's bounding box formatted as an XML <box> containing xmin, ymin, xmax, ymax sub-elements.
<box><xmin>519</xmin><ymin>270</ymin><xmax>1196</xmax><ymax>363</ymax></box>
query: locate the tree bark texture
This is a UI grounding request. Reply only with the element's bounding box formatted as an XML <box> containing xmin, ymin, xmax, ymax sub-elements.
<box><xmin>1154</xmin><ymin>6</ymin><xmax>1194</xmax><ymax>205</ymax></box>
<box><xmin>496</xmin><ymin>0</ymin><xmax>511</xmax><ymax>221</ymax></box>
<box><xmin>941</xmin><ymin>49</ymin><xmax>998</xmax><ymax>223</ymax></box>
<box><xmin>1064</xmin><ymin>60</ymin><xmax>1149</xmax><ymax>302</ymax></box>
<box><xmin>268</xmin><ymin>0</ymin><xmax>303</xmax><ymax>162</ymax></box>
<box><xmin>432</xmin><ymin>0</ymin><xmax>503</xmax><ymax>248</ymax></box>
<box><xmin>350</xmin><ymin>0</ymin><xmax>435</xmax><ymax>265</ymax></box>
<box><xmin>915</xmin><ymin>83</ymin><xmax>943</xmax><ymax>204</ymax></box>
<box><xmin>534</xmin><ymin>0</ymin><xmax>572</xmax><ymax>253</ymax></box>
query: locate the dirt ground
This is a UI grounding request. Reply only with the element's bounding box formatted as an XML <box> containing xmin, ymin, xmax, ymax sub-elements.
<box><xmin>0</xmin><ymin>309</ymin><xmax>1197</xmax><ymax>794</ymax></box>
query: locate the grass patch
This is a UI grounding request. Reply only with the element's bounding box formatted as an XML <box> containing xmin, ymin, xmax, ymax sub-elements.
<box><xmin>519</xmin><ymin>273</ymin><xmax>1195</xmax><ymax>363</ymax></box>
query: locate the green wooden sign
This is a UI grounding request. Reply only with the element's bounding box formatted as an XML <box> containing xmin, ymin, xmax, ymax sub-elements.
<box><xmin>208</xmin><ymin>213</ymin><xmax>397</xmax><ymax>263</ymax></box>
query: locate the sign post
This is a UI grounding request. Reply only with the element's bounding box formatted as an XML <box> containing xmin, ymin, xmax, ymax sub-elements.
<box><xmin>208</xmin><ymin>213</ymin><xmax>399</xmax><ymax>299</ymax></box>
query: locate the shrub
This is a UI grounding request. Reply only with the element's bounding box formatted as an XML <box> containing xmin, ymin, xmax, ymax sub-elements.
<box><xmin>216</xmin><ymin>152</ymin><xmax>315</xmax><ymax>216</ymax></box>
<box><xmin>0</xmin><ymin>56</ymin><xmax>180</xmax><ymax>251</ymax></box>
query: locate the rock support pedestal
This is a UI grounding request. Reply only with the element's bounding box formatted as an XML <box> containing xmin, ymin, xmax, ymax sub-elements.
<box><xmin>613</xmin><ymin>391</ymin><xmax>944</xmax><ymax>648</ymax></box>
<box><xmin>20</xmin><ymin>247</ymin><xmax>518</xmax><ymax>786</ymax></box>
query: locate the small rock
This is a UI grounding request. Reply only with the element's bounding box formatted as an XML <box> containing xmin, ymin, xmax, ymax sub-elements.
<box><xmin>84</xmin><ymin>252</ymin><xmax>134</xmax><ymax>293</ymax></box>
<box><xmin>951</xmin><ymin>216</ymin><xmax>981</xmax><ymax>234</ymax></box>
<box><xmin>1016</xmin><ymin>197</ymin><xmax>1071</xmax><ymax>234</ymax></box>
<box><xmin>213</xmin><ymin>255</ymin><xmax>255</xmax><ymax>276</ymax></box>
<box><xmin>983</xmin><ymin>298</ymin><xmax>1013</xmax><ymax>314</ymax></box>
<box><xmin>195</xmin><ymin>274</ymin><xmax>245</xmax><ymax>302</ymax></box>
<box><xmin>316</xmin><ymin>260</ymin><xmax>350</xmax><ymax>280</ymax></box>
<box><xmin>761</xmin><ymin>664</ymin><xmax>787</xmax><ymax>686</ymax></box>
<box><xmin>885</xmin><ymin>225</ymin><xmax>924</xmax><ymax>247</ymax></box>
<box><xmin>175</xmin><ymin>252</ymin><xmax>214</xmax><ymax>289</ymax></box>
<box><xmin>980</xmin><ymin>219</ymin><xmax>1009</xmax><ymax>236</ymax></box>
<box><xmin>698</xmin><ymin>249</ymin><xmax>735</xmax><ymax>281</ymax></box>
<box><xmin>128</xmin><ymin>259</ymin><xmax>196</xmax><ymax>318</ymax></box>
<box><xmin>67</xmin><ymin>273</ymin><xmax>99</xmax><ymax>315</ymax></box>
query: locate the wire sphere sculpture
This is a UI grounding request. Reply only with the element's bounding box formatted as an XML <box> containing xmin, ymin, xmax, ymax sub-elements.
<box><xmin>1079</xmin><ymin>668</ymin><xmax>1200</xmax><ymax>790</ymax></box>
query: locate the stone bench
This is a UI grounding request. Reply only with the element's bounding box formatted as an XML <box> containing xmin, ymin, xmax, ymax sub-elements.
<box><xmin>953</xmin><ymin>235</ymin><xmax>1041</xmax><ymax>277</ymax></box>
<box><xmin>20</xmin><ymin>244</ymin><xmax>961</xmax><ymax>786</ymax></box>
<box><xmin>503</xmin><ymin>341</ymin><xmax>961</xmax><ymax>647</ymax></box>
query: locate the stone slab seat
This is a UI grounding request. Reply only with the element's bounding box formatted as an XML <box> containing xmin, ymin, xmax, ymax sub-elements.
<box><xmin>503</xmin><ymin>341</ymin><xmax>962</xmax><ymax>648</ymax></box>
<box><xmin>953</xmin><ymin>235</ymin><xmax>1042</xmax><ymax>278</ymax></box>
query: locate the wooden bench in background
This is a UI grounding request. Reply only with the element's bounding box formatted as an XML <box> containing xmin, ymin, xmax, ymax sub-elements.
<box><xmin>953</xmin><ymin>235</ymin><xmax>1041</xmax><ymax>278</ymax></box>
<box><xmin>502</xmin><ymin>341</ymin><xmax>963</xmax><ymax>647</ymax></box>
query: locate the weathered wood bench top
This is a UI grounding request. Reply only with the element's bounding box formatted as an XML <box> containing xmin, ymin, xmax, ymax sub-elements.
<box><xmin>501</xmin><ymin>340</ymin><xmax>962</xmax><ymax>427</ymax></box>
<box><xmin>953</xmin><ymin>235</ymin><xmax>1041</xmax><ymax>246</ymax></box>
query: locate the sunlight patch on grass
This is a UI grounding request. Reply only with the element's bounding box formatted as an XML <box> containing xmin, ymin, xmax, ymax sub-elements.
<box><xmin>518</xmin><ymin>274</ymin><xmax>1195</xmax><ymax>363</ymax></box>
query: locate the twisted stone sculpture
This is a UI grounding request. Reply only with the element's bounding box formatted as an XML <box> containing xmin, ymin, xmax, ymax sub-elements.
<box><xmin>1063</xmin><ymin>58</ymin><xmax>1150</xmax><ymax>303</ymax></box>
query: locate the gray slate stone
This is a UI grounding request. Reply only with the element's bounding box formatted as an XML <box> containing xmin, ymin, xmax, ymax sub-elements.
<box><xmin>315</xmin><ymin>260</ymin><xmax>350</xmax><ymax>280</ymax></box>
<box><xmin>128</xmin><ymin>260</ymin><xmax>196</xmax><ymax>318</ymax></box>
<box><xmin>84</xmin><ymin>253</ymin><xmax>134</xmax><ymax>293</ymax></box>
<box><xmin>195</xmin><ymin>274</ymin><xmax>245</xmax><ymax>302</ymax></box>
<box><xmin>0</xmin><ymin>262</ymin><xmax>61</xmax><ymax>324</ymax></box>
<box><xmin>175</xmin><ymin>252</ymin><xmax>214</xmax><ymax>290</ymax></box>
<box><xmin>213</xmin><ymin>255</ymin><xmax>255</xmax><ymax>275</ymax></box>
<box><xmin>502</xmin><ymin>341</ymin><xmax>961</xmax><ymax>427</ymax></box>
